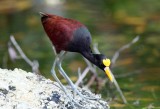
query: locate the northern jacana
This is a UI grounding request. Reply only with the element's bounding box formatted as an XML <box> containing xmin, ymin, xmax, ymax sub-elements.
<box><xmin>40</xmin><ymin>12</ymin><xmax>113</xmax><ymax>107</ymax></box>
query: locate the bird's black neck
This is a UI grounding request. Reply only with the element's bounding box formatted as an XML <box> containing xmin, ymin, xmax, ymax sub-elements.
<box><xmin>81</xmin><ymin>52</ymin><xmax>105</xmax><ymax>70</ymax></box>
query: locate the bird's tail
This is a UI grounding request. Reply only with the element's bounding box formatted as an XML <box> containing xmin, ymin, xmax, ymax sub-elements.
<box><xmin>39</xmin><ymin>12</ymin><xmax>48</xmax><ymax>17</ymax></box>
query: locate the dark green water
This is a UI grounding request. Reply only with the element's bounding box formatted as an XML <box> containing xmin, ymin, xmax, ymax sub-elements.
<box><xmin>0</xmin><ymin>0</ymin><xmax>159</xmax><ymax>108</ymax></box>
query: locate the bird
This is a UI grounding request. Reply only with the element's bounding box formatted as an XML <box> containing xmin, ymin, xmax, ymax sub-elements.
<box><xmin>40</xmin><ymin>12</ymin><xmax>114</xmax><ymax>107</ymax></box>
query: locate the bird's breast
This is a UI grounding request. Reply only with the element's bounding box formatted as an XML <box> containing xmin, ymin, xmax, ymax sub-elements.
<box><xmin>67</xmin><ymin>26</ymin><xmax>92</xmax><ymax>53</ymax></box>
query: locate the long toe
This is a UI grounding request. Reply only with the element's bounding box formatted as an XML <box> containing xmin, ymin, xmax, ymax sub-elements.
<box><xmin>71</xmin><ymin>85</ymin><xmax>100</xmax><ymax>100</ymax></box>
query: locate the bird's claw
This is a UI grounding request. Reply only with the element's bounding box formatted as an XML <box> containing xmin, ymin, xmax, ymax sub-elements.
<box><xmin>71</xmin><ymin>85</ymin><xmax>100</xmax><ymax>100</ymax></box>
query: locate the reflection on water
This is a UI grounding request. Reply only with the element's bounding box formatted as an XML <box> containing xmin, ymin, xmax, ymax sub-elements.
<box><xmin>0</xmin><ymin>0</ymin><xmax>160</xmax><ymax>108</ymax></box>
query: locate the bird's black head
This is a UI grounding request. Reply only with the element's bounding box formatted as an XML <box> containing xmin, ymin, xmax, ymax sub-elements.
<box><xmin>82</xmin><ymin>52</ymin><xmax>113</xmax><ymax>82</ymax></box>
<box><xmin>93</xmin><ymin>54</ymin><xmax>113</xmax><ymax>82</ymax></box>
<box><xmin>92</xmin><ymin>54</ymin><xmax>107</xmax><ymax>70</ymax></box>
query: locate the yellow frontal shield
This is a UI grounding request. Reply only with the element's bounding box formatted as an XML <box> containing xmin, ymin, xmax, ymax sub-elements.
<box><xmin>102</xmin><ymin>59</ymin><xmax>113</xmax><ymax>82</ymax></box>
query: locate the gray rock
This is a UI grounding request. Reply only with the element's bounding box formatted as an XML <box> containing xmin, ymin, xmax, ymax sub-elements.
<box><xmin>0</xmin><ymin>68</ymin><xmax>109</xmax><ymax>109</ymax></box>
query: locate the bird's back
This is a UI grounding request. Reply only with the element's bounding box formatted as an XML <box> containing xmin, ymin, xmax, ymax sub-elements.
<box><xmin>41</xmin><ymin>13</ymin><xmax>92</xmax><ymax>53</ymax></box>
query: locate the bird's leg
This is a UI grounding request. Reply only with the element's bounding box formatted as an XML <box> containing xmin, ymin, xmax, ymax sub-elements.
<box><xmin>57</xmin><ymin>51</ymin><xmax>99</xmax><ymax>100</ymax></box>
<box><xmin>51</xmin><ymin>53</ymin><xmax>84</xmax><ymax>108</ymax></box>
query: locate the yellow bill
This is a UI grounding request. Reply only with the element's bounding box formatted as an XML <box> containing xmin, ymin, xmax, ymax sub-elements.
<box><xmin>104</xmin><ymin>67</ymin><xmax>113</xmax><ymax>82</ymax></box>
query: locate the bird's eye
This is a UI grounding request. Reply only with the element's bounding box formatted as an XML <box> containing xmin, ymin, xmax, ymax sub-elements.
<box><xmin>102</xmin><ymin>58</ymin><xmax>111</xmax><ymax>67</ymax></box>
